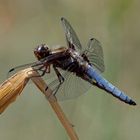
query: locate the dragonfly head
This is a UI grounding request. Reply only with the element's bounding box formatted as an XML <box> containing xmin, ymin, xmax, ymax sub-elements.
<box><xmin>34</xmin><ymin>44</ymin><xmax>50</xmax><ymax>60</ymax></box>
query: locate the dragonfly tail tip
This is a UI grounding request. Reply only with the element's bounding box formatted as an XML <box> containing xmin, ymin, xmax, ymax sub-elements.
<box><xmin>129</xmin><ymin>99</ymin><xmax>137</xmax><ymax>106</ymax></box>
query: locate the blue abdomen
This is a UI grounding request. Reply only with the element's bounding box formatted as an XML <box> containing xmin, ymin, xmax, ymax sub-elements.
<box><xmin>86</xmin><ymin>65</ymin><xmax>136</xmax><ymax>105</ymax></box>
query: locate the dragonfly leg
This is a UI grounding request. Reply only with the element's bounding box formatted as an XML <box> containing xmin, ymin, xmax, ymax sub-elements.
<box><xmin>53</xmin><ymin>65</ymin><xmax>64</xmax><ymax>83</ymax></box>
<box><xmin>53</xmin><ymin>66</ymin><xmax>65</xmax><ymax>96</ymax></box>
<box><xmin>45</xmin><ymin>65</ymin><xmax>64</xmax><ymax>96</ymax></box>
<box><xmin>31</xmin><ymin>65</ymin><xmax>49</xmax><ymax>78</ymax></box>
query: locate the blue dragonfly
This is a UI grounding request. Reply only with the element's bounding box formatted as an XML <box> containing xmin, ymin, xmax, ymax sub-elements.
<box><xmin>8</xmin><ymin>17</ymin><xmax>136</xmax><ymax>105</ymax></box>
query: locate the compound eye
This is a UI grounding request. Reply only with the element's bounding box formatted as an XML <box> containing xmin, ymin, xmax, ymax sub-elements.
<box><xmin>34</xmin><ymin>44</ymin><xmax>50</xmax><ymax>60</ymax></box>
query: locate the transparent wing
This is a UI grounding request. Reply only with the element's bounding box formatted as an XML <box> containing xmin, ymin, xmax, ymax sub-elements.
<box><xmin>83</xmin><ymin>38</ymin><xmax>105</xmax><ymax>73</ymax></box>
<box><xmin>7</xmin><ymin>59</ymin><xmax>46</xmax><ymax>78</ymax></box>
<box><xmin>61</xmin><ymin>17</ymin><xmax>82</xmax><ymax>52</ymax></box>
<box><xmin>47</xmin><ymin>65</ymin><xmax>91</xmax><ymax>101</ymax></box>
<box><xmin>7</xmin><ymin>62</ymin><xmax>38</xmax><ymax>78</ymax></box>
<box><xmin>56</xmin><ymin>71</ymin><xmax>91</xmax><ymax>101</ymax></box>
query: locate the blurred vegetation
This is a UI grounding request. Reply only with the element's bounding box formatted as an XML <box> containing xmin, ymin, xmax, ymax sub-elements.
<box><xmin>0</xmin><ymin>0</ymin><xmax>139</xmax><ymax>140</ymax></box>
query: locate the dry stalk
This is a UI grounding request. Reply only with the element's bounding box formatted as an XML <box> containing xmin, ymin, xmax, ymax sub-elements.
<box><xmin>0</xmin><ymin>69</ymin><xmax>29</xmax><ymax>114</ymax></box>
<box><xmin>0</xmin><ymin>68</ymin><xmax>79</xmax><ymax>140</ymax></box>
<box><xmin>28</xmin><ymin>69</ymin><xmax>79</xmax><ymax>140</ymax></box>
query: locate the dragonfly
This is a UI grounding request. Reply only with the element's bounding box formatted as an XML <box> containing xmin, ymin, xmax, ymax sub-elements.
<box><xmin>8</xmin><ymin>17</ymin><xmax>136</xmax><ymax>105</ymax></box>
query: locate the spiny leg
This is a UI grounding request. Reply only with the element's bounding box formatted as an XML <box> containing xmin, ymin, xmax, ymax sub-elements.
<box><xmin>53</xmin><ymin>66</ymin><xmax>65</xmax><ymax>95</ymax></box>
<box><xmin>30</xmin><ymin>65</ymin><xmax>49</xmax><ymax>78</ymax></box>
<box><xmin>45</xmin><ymin>65</ymin><xmax>64</xmax><ymax>97</ymax></box>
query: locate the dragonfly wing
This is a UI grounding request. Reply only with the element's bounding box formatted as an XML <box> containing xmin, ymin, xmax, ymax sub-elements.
<box><xmin>61</xmin><ymin>17</ymin><xmax>82</xmax><ymax>52</ymax></box>
<box><xmin>47</xmin><ymin>64</ymin><xmax>91</xmax><ymax>101</ymax></box>
<box><xmin>56</xmin><ymin>71</ymin><xmax>91</xmax><ymax>101</ymax></box>
<box><xmin>7</xmin><ymin>62</ymin><xmax>37</xmax><ymax>78</ymax></box>
<box><xmin>7</xmin><ymin>60</ymin><xmax>46</xmax><ymax>78</ymax></box>
<box><xmin>83</xmin><ymin>38</ymin><xmax>105</xmax><ymax>73</ymax></box>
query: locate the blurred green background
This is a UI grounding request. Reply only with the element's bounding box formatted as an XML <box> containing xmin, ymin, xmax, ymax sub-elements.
<box><xmin>0</xmin><ymin>0</ymin><xmax>139</xmax><ymax>140</ymax></box>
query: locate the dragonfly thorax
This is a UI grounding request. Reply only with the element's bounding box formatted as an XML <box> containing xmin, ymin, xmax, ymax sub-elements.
<box><xmin>34</xmin><ymin>44</ymin><xmax>50</xmax><ymax>60</ymax></box>
<box><xmin>68</xmin><ymin>48</ymin><xmax>89</xmax><ymax>70</ymax></box>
